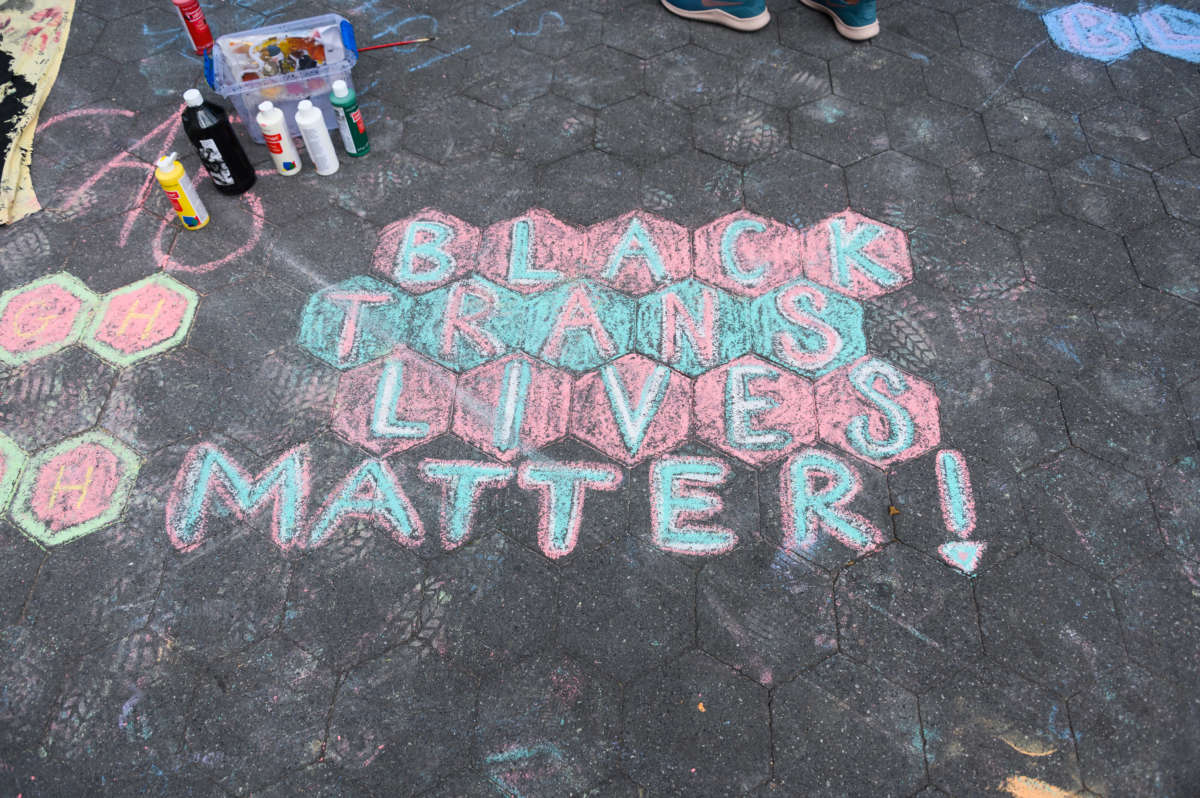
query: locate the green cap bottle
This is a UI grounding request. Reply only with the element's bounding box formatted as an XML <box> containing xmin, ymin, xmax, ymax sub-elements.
<box><xmin>330</xmin><ymin>79</ymin><xmax>369</xmax><ymax>157</ymax></box>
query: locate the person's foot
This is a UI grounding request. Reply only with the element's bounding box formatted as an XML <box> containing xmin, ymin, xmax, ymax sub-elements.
<box><xmin>660</xmin><ymin>0</ymin><xmax>771</xmax><ymax>31</ymax></box>
<box><xmin>799</xmin><ymin>0</ymin><xmax>879</xmax><ymax>39</ymax></box>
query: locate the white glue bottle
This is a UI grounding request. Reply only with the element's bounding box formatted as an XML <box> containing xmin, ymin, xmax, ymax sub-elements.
<box><xmin>256</xmin><ymin>101</ymin><xmax>301</xmax><ymax>176</ymax></box>
<box><xmin>294</xmin><ymin>99</ymin><xmax>339</xmax><ymax>176</ymax></box>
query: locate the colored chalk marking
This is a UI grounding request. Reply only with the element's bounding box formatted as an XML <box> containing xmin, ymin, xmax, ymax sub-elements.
<box><xmin>692</xmin><ymin>211</ymin><xmax>805</xmax><ymax>297</ymax></box>
<box><xmin>477</xmin><ymin>209</ymin><xmax>584</xmax><ymax>292</ymax></box>
<box><xmin>650</xmin><ymin>456</ymin><xmax>737</xmax><ymax>555</ymax></box>
<box><xmin>332</xmin><ymin>348</ymin><xmax>455</xmax><ymax>456</ymax></box>
<box><xmin>780</xmin><ymin>448</ymin><xmax>885</xmax><ymax>556</ymax></box>
<box><xmin>0</xmin><ymin>273</ymin><xmax>97</xmax><ymax>367</ymax></box>
<box><xmin>405</xmin><ymin>276</ymin><xmax>524</xmax><ymax>372</ymax></box>
<box><xmin>452</xmin><ymin>354</ymin><xmax>572</xmax><ymax>461</ymax></box>
<box><xmin>306</xmin><ymin>459</ymin><xmax>425</xmax><ymax>548</ymax></box>
<box><xmin>694</xmin><ymin>354</ymin><xmax>817</xmax><ymax>467</ymax></box>
<box><xmin>815</xmin><ymin>356</ymin><xmax>941</xmax><ymax>468</ymax></box>
<box><xmin>84</xmin><ymin>274</ymin><xmax>198</xmax><ymax>367</ymax></box>
<box><xmin>587</xmin><ymin>212</ymin><xmax>692</xmax><ymax>295</ymax></box>
<box><xmin>524</xmin><ymin>281</ymin><xmax>635</xmax><ymax>372</ymax></box>
<box><xmin>165</xmin><ymin>443</ymin><xmax>310</xmax><ymax>551</ymax></box>
<box><xmin>1133</xmin><ymin>5</ymin><xmax>1200</xmax><ymax>63</ymax></box>
<box><xmin>935</xmin><ymin>449</ymin><xmax>976</xmax><ymax>539</ymax></box>
<box><xmin>939</xmin><ymin>541</ymin><xmax>987</xmax><ymax>574</ymax></box>
<box><xmin>804</xmin><ymin>211</ymin><xmax>912</xmax><ymax>300</ymax></box>
<box><xmin>0</xmin><ymin>433</ymin><xmax>28</xmax><ymax>515</ymax></box>
<box><xmin>517</xmin><ymin>460</ymin><xmax>622</xmax><ymax>558</ymax></box>
<box><xmin>1043</xmin><ymin>3</ymin><xmax>1140</xmax><ymax>62</ymax></box>
<box><xmin>298</xmin><ymin>275</ymin><xmax>412</xmax><ymax>369</ymax></box>
<box><xmin>570</xmin><ymin>353</ymin><xmax>693</xmax><ymax>466</ymax></box>
<box><xmin>374</xmin><ymin>209</ymin><xmax>479</xmax><ymax>293</ymax></box>
<box><xmin>12</xmin><ymin>431</ymin><xmax>141</xmax><ymax>547</ymax></box>
<box><xmin>486</xmin><ymin>743</ymin><xmax>570</xmax><ymax>798</ymax></box>
<box><xmin>750</xmin><ymin>278</ymin><xmax>866</xmax><ymax>379</ymax></box>
<box><xmin>635</xmin><ymin>279</ymin><xmax>752</xmax><ymax>377</ymax></box>
<box><xmin>419</xmin><ymin>460</ymin><xmax>515</xmax><ymax>549</ymax></box>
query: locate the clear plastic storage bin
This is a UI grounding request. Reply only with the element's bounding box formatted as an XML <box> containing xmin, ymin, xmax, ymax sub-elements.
<box><xmin>204</xmin><ymin>14</ymin><xmax>358</xmax><ymax>144</ymax></box>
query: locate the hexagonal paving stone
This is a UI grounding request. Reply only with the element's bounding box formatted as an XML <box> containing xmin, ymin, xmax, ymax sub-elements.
<box><xmin>976</xmin><ymin>284</ymin><xmax>1106</xmax><ymax>382</ymax></box>
<box><xmin>462</xmin><ymin>46</ymin><xmax>554</xmax><ymax>109</ymax></box>
<box><xmin>372</xmin><ymin>208</ymin><xmax>479</xmax><ymax>294</ymax></box>
<box><xmin>1150</xmin><ymin>457</ymin><xmax>1200</xmax><ymax>563</ymax></box>
<box><xmin>982</xmin><ymin>97</ymin><xmax>1091</xmax><ymax>171</ymax></box>
<box><xmin>522</xmin><ymin>280</ymin><xmax>635</xmax><ymax>372</ymax></box>
<box><xmin>693</xmin><ymin>96</ymin><xmax>787</xmax><ymax>166</ymax></box>
<box><xmin>743</xmin><ymin>150</ymin><xmax>847</xmax><ymax>230</ymax></box>
<box><xmin>909</xmin><ymin>213</ymin><xmax>1024</xmax><ymax>303</ymax></box>
<box><xmin>331</xmin><ymin>347</ymin><xmax>455</xmax><ymax>456</ymax></box>
<box><xmin>836</xmin><ymin>544</ymin><xmax>980</xmax><ymax>690</ymax></box>
<box><xmin>887</xmin><ymin>98</ymin><xmax>989</xmax><ymax>167</ymax></box>
<box><xmin>976</xmin><ymin>548</ymin><xmax>1126</xmax><ymax>697</ymax></box>
<box><xmin>1113</xmin><ymin>553</ymin><xmax>1200</xmax><ymax>690</ymax></box>
<box><xmin>804</xmin><ymin>210</ymin><xmax>912</xmax><ymax>299</ymax></box>
<box><xmin>1042</xmin><ymin>2</ymin><xmax>1140</xmax><ymax>62</ymax></box>
<box><xmin>601</xmin><ymin>2</ymin><xmax>689</xmax><ymax>58</ymax></box>
<box><xmin>10</xmin><ymin>430</ymin><xmax>140</xmax><ymax>547</ymax></box>
<box><xmin>0</xmin><ymin>347</ymin><xmax>115</xmax><ymax>451</ymax></box>
<box><xmin>830</xmin><ymin>48</ymin><xmax>926</xmax><ymax>111</ymax></box>
<box><xmin>641</xmin><ymin>151</ymin><xmax>745</xmax><ymax>228</ymax></box>
<box><xmin>815</xmin><ymin>356</ymin><xmax>942</xmax><ymax>468</ymax></box>
<box><xmin>692</xmin><ymin>211</ymin><xmax>804</xmax><ymax>298</ymax></box>
<box><xmin>923</xmin><ymin>46</ymin><xmax>1019</xmax><ymax>112</ymax></box>
<box><xmin>635</xmin><ymin>279</ymin><xmax>751</xmax><ymax>376</ymax></box>
<box><xmin>1052</xmin><ymin>155</ymin><xmax>1164</xmax><ymax>234</ymax></box>
<box><xmin>570</xmin><ymin>353</ymin><xmax>692</xmax><ymax>466</ymax></box>
<box><xmin>0</xmin><ymin>433</ymin><xmax>25</xmax><ymax>516</ymax></box>
<box><xmin>405</xmin><ymin>275</ymin><xmax>524</xmax><ymax>372</ymax></box>
<box><xmin>698</xmin><ymin>541</ymin><xmax>836</xmax><ymax>685</ymax></box>
<box><xmin>0</xmin><ymin>273</ymin><xmax>96</xmax><ymax>367</ymax></box>
<box><xmin>623</xmin><ymin>651</ymin><xmax>769</xmax><ymax>795</ymax></box>
<box><xmin>558</xmin><ymin>537</ymin><xmax>694</xmax><ymax>682</ymax></box>
<box><xmin>922</xmin><ymin>662</ymin><xmax>1081</xmax><ymax>795</ymax></box>
<box><xmin>740</xmin><ymin>46</ymin><xmax>830</xmax><ymax>109</ymax></box>
<box><xmin>1018</xmin><ymin>46</ymin><xmax>1118</xmax><ymax>114</ymax></box>
<box><xmin>476</xmin><ymin>208</ymin><xmax>586</xmax><ymax>293</ymax></box>
<box><xmin>790</xmin><ymin>95</ymin><xmax>889</xmax><ymax>166</ymax></box>
<box><xmin>1125</xmin><ymin>218</ymin><xmax>1200</xmax><ymax>304</ymax></box>
<box><xmin>596</xmin><ymin>95</ymin><xmax>692</xmax><ymax>166</ymax></box>
<box><xmin>645</xmin><ymin>44</ymin><xmax>738</xmax><ymax>110</ymax></box>
<box><xmin>584</xmin><ymin>211</ymin><xmax>692</xmax><ymax>294</ymax></box>
<box><xmin>845</xmin><ymin>150</ymin><xmax>955</xmax><ymax>230</ymax></box>
<box><xmin>82</xmin><ymin>274</ymin><xmax>197</xmax><ymax>367</ymax></box>
<box><xmin>1109</xmin><ymin>48</ymin><xmax>1200</xmax><ymax>117</ymax></box>
<box><xmin>401</xmin><ymin>95</ymin><xmax>498</xmax><ymax>164</ymax></box>
<box><xmin>477</xmin><ymin>656</ymin><xmax>620</xmax><ymax>796</ymax></box>
<box><xmin>538</xmin><ymin>150</ymin><xmax>641</xmax><ymax>227</ymax></box>
<box><xmin>1154</xmin><ymin>156</ymin><xmax>1200</xmax><ymax>226</ymax></box>
<box><xmin>495</xmin><ymin>94</ymin><xmax>595</xmax><ymax>165</ymax></box>
<box><xmin>452</xmin><ymin>353</ymin><xmax>572</xmax><ymax>461</ymax></box>
<box><xmin>772</xmin><ymin>655</ymin><xmax>926</xmax><ymax>796</ymax></box>
<box><xmin>693</xmin><ymin>354</ymin><xmax>817</xmax><ymax>467</ymax></box>
<box><xmin>1080</xmin><ymin>100</ymin><xmax>1189</xmax><ymax>171</ymax></box>
<box><xmin>949</xmin><ymin>152</ymin><xmax>1057</xmax><ymax>232</ymax></box>
<box><xmin>297</xmin><ymin>275</ymin><xmax>412</xmax><ymax>370</ymax></box>
<box><xmin>1132</xmin><ymin>4</ymin><xmax>1200</xmax><ymax>62</ymax></box>
<box><xmin>552</xmin><ymin>44</ymin><xmax>642</xmax><ymax>110</ymax></box>
<box><xmin>1019</xmin><ymin>215</ymin><xmax>1138</xmax><ymax>304</ymax></box>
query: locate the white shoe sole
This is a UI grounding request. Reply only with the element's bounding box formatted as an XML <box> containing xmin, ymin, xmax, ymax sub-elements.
<box><xmin>799</xmin><ymin>0</ymin><xmax>879</xmax><ymax>40</ymax></box>
<box><xmin>660</xmin><ymin>0</ymin><xmax>771</xmax><ymax>31</ymax></box>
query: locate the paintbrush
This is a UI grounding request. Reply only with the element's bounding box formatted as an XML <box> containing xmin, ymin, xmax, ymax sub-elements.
<box><xmin>358</xmin><ymin>36</ymin><xmax>436</xmax><ymax>52</ymax></box>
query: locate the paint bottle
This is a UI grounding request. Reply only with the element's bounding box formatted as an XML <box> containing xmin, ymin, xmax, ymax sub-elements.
<box><xmin>170</xmin><ymin>0</ymin><xmax>213</xmax><ymax>55</ymax></box>
<box><xmin>329</xmin><ymin>80</ymin><xmax>369</xmax><ymax>157</ymax></box>
<box><xmin>154</xmin><ymin>153</ymin><xmax>210</xmax><ymax>230</ymax></box>
<box><xmin>181</xmin><ymin>89</ymin><xmax>256</xmax><ymax>195</ymax></box>
<box><xmin>294</xmin><ymin>99</ymin><xmax>339</xmax><ymax>176</ymax></box>
<box><xmin>256</xmin><ymin>101</ymin><xmax>301</xmax><ymax>176</ymax></box>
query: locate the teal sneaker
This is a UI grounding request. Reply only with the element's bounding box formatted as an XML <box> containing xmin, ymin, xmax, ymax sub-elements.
<box><xmin>661</xmin><ymin>0</ymin><xmax>771</xmax><ymax>31</ymax></box>
<box><xmin>800</xmin><ymin>0</ymin><xmax>879</xmax><ymax>39</ymax></box>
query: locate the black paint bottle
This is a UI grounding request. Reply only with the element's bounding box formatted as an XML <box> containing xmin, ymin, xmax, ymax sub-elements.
<box><xmin>181</xmin><ymin>89</ymin><xmax>256</xmax><ymax>196</ymax></box>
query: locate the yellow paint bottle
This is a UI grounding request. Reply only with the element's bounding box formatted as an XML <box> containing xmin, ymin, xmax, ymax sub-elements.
<box><xmin>154</xmin><ymin>152</ymin><xmax>210</xmax><ymax>230</ymax></box>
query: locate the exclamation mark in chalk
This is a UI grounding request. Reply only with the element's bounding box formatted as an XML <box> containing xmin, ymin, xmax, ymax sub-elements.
<box><xmin>934</xmin><ymin>449</ymin><xmax>986</xmax><ymax>574</ymax></box>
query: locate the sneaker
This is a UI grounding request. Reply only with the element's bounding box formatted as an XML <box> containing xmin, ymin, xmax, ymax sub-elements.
<box><xmin>799</xmin><ymin>0</ymin><xmax>879</xmax><ymax>40</ymax></box>
<box><xmin>660</xmin><ymin>0</ymin><xmax>771</xmax><ymax>31</ymax></box>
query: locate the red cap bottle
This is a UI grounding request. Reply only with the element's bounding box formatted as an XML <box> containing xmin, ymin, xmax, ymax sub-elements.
<box><xmin>171</xmin><ymin>0</ymin><xmax>213</xmax><ymax>55</ymax></box>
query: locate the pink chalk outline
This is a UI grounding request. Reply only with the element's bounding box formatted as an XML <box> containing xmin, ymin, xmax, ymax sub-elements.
<box><xmin>419</xmin><ymin>459</ymin><xmax>515</xmax><ymax>550</ymax></box>
<box><xmin>517</xmin><ymin>460</ymin><xmax>623</xmax><ymax>558</ymax></box>
<box><xmin>692</xmin><ymin>211</ymin><xmax>805</xmax><ymax>298</ymax></box>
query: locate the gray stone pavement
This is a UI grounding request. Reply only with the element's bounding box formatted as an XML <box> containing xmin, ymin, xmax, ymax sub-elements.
<box><xmin>1</xmin><ymin>0</ymin><xmax>1199</xmax><ymax>794</ymax></box>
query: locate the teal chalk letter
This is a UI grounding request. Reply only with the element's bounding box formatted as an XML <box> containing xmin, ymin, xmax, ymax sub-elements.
<box><xmin>649</xmin><ymin>456</ymin><xmax>736</xmax><ymax>555</ymax></box>
<box><xmin>518</xmin><ymin>461</ymin><xmax>622</xmax><ymax>558</ymax></box>
<box><xmin>396</xmin><ymin>220</ymin><xmax>456</xmax><ymax>284</ymax></box>
<box><xmin>421</xmin><ymin>460</ymin><xmax>515</xmax><ymax>549</ymax></box>
<box><xmin>721</xmin><ymin>218</ymin><xmax>768</xmax><ymax>285</ymax></box>
<box><xmin>846</xmin><ymin>359</ymin><xmax>915</xmax><ymax>460</ymax></box>
<box><xmin>783</xmin><ymin>450</ymin><xmax>878</xmax><ymax>553</ymax></box>
<box><xmin>372</xmin><ymin>359</ymin><xmax>432</xmax><ymax>439</ymax></box>
<box><xmin>829</xmin><ymin>218</ymin><xmax>902</xmax><ymax>290</ymax></box>
<box><xmin>507</xmin><ymin>218</ymin><xmax>561</xmax><ymax>285</ymax></box>
<box><xmin>600</xmin><ymin>362</ymin><xmax>671</xmax><ymax>457</ymax></box>
<box><xmin>725</xmin><ymin>363</ymin><xmax>790</xmax><ymax>450</ymax></box>
<box><xmin>307</xmin><ymin>459</ymin><xmax>424</xmax><ymax>547</ymax></box>
<box><xmin>493</xmin><ymin>358</ymin><xmax>533</xmax><ymax>454</ymax></box>
<box><xmin>604</xmin><ymin>217</ymin><xmax>667</xmax><ymax>283</ymax></box>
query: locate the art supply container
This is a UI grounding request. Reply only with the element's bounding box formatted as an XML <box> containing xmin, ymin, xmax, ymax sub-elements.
<box><xmin>155</xmin><ymin>153</ymin><xmax>210</xmax><ymax>230</ymax></box>
<box><xmin>204</xmin><ymin>13</ymin><xmax>359</xmax><ymax>144</ymax></box>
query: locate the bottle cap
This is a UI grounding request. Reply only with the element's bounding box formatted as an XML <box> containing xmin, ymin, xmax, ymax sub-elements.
<box><xmin>156</xmin><ymin>152</ymin><xmax>178</xmax><ymax>171</ymax></box>
<box><xmin>183</xmin><ymin>89</ymin><xmax>204</xmax><ymax>107</ymax></box>
<box><xmin>332</xmin><ymin>80</ymin><xmax>348</xmax><ymax>98</ymax></box>
<box><xmin>258</xmin><ymin>100</ymin><xmax>275</xmax><ymax>113</ymax></box>
<box><xmin>297</xmin><ymin>99</ymin><xmax>314</xmax><ymax>111</ymax></box>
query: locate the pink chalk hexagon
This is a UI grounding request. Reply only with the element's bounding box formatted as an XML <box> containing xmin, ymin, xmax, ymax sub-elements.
<box><xmin>0</xmin><ymin>432</ymin><xmax>27</xmax><ymax>514</ymax></box>
<box><xmin>332</xmin><ymin>347</ymin><xmax>456</xmax><ymax>456</ymax></box>
<box><xmin>477</xmin><ymin>209</ymin><xmax>588</xmax><ymax>293</ymax></box>
<box><xmin>694</xmin><ymin>354</ymin><xmax>817</xmax><ymax>467</ymax></box>
<box><xmin>693</xmin><ymin>212</ymin><xmax>805</xmax><ymax>298</ymax></box>
<box><xmin>452</xmin><ymin>353</ymin><xmax>572</xmax><ymax>461</ymax></box>
<box><xmin>584</xmin><ymin>211</ymin><xmax>692</xmax><ymax>295</ymax></box>
<box><xmin>374</xmin><ymin>208</ymin><xmax>480</xmax><ymax>294</ymax></box>
<box><xmin>11</xmin><ymin>431</ymin><xmax>141</xmax><ymax>547</ymax></box>
<box><xmin>804</xmin><ymin>210</ymin><xmax>912</xmax><ymax>299</ymax></box>
<box><xmin>84</xmin><ymin>274</ymin><xmax>198</xmax><ymax>367</ymax></box>
<box><xmin>569</xmin><ymin>353</ymin><xmax>693</xmax><ymax>466</ymax></box>
<box><xmin>815</xmin><ymin>355</ymin><xmax>941</xmax><ymax>468</ymax></box>
<box><xmin>0</xmin><ymin>273</ymin><xmax>97</xmax><ymax>367</ymax></box>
